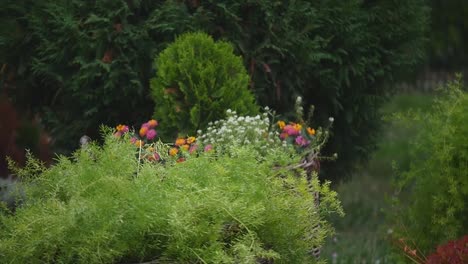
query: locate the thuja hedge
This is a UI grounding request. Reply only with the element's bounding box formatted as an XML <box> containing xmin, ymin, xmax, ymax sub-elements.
<box><xmin>151</xmin><ymin>32</ymin><xmax>258</xmax><ymax>139</ymax></box>
<box><xmin>0</xmin><ymin>0</ymin><xmax>429</xmax><ymax>178</ymax></box>
<box><xmin>0</xmin><ymin>133</ymin><xmax>342</xmax><ymax>263</ymax></box>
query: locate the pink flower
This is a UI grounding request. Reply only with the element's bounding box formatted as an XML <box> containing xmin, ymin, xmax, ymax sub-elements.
<box><xmin>189</xmin><ymin>144</ymin><xmax>198</xmax><ymax>154</ymax></box>
<box><xmin>141</xmin><ymin>122</ymin><xmax>150</xmax><ymax>128</ymax></box>
<box><xmin>295</xmin><ymin>136</ymin><xmax>309</xmax><ymax>147</ymax></box>
<box><xmin>114</xmin><ymin>131</ymin><xmax>122</xmax><ymax>138</ymax></box>
<box><xmin>130</xmin><ymin>137</ymin><xmax>138</xmax><ymax>144</ymax></box>
<box><xmin>279</xmin><ymin>132</ymin><xmax>289</xmax><ymax>140</ymax></box>
<box><xmin>204</xmin><ymin>144</ymin><xmax>213</xmax><ymax>152</ymax></box>
<box><xmin>146</xmin><ymin>129</ymin><xmax>157</xmax><ymax>140</ymax></box>
<box><xmin>152</xmin><ymin>152</ymin><xmax>160</xmax><ymax>161</ymax></box>
<box><xmin>283</xmin><ymin>125</ymin><xmax>300</xmax><ymax>136</ymax></box>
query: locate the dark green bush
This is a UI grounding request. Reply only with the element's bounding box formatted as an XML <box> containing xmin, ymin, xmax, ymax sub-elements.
<box><xmin>1</xmin><ymin>0</ymin><xmax>429</xmax><ymax>179</ymax></box>
<box><xmin>151</xmin><ymin>32</ymin><xmax>258</xmax><ymax>139</ymax></box>
<box><xmin>390</xmin><ymin>77</ymin><xmax>468</xmax><ymax>254</ymax></box>
<box><xmin>0</xmin><ymin>132</ymin><xmax>342</xmax><ymax>263</ymax></box>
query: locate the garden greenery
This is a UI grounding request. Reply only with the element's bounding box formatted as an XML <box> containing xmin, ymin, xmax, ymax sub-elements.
<box><xmin>390</xmin><ymin>76</ymin><xmax>468</xmax><ymax>254</ymax></box>
<box><xmin>0</xmin><ymin>130</ymin><xmax>343</xmax><ymax>263</ymax></box>
<box><xmin>1</xmin><ymin>0</ymin><xmax>429</xmax><ymax>180</ymax></box>
<box><xmin>151</xmin><ymin>32</ymin><xmax>258</xmax><ymax>139</ymax></box>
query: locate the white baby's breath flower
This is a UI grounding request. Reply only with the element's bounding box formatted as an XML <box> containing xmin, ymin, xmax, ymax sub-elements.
<box><xmin>329</xmin><ymin>117</ymin><xmax>334</xmax><ymax>122</ymax></box>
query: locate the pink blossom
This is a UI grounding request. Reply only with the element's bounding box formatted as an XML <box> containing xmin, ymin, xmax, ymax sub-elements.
<box><xmin>114</xmin><ymin>131</ymin><xmax>122</xmax><ymax>138</ymax></box>
<box><xmin>295</xmin><ymin>136</ymin><xmax>309</xmax><ymax>147</ymax></box>
<box><xmin>283</xmin><ymin>125</ymin><xmax>300</xmax><ymax>136</ymax></box>
<box><xmin>130</xmin><ymin>137</ymin><xmax>138</xmax><ymax>144</ymax></box>
<box><xmin>152</xmin><ymin>152</ymin><xmax>160</xmax><ymax>161</ymax></box>
<box><xmin>204</xmin><ymin>144</ymin><xmax>213</xmax><ymax>152</ymax></box>
<box><xmin>146</xmin><ymin>129</ymin><xmax>157</xmax><ymax>140</ymax></box>
<box><xmin>279</xmin><ymin>132</ymin><xmax>289</xmax><ymax>140</ymax></box>
<box><xmin>189</xmin><ymin>144</ymin><xmax>198</xmax><ymax>154</ymax></box>
<box><xmin>141</xmin><ymin>122</ymin><xmax>150</xmax><ymax>128</ymax></box>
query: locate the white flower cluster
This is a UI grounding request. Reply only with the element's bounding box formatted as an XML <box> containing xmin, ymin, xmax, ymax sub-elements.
<box><xmin>197</xmin><ymin>108</ymin><xmax>281</xmax><ymax>153</ymax></box>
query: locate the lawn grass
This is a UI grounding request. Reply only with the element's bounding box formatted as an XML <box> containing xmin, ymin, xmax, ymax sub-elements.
<box><xmin>321</xmin><ymin>92</ymin><xmax>434</xmax><ymax>263</ymax></box>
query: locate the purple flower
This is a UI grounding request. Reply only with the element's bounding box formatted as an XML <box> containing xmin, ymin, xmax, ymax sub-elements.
<box><xmin>146</xmin><ymin>129</ymin><xmax>157</xmax><ymax>140</ymax></box>
<box><xmin>295</xmin><ymin>136</ymin><xmax>310</xmax><ymax>147</ymax></box>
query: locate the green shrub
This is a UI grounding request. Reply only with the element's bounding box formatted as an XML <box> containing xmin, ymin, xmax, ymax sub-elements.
<box><xmin>390</xmin><ymin>76</ymin><xmax>468</xmax><ymax>254</ymax></box>
<box><xmin>0</xmin><ymin>132</ymin><xmax>342</xmax><ymax>263</ymax></box>
<box><xmin>151</xmin><ymin>32</ymin><xmax>258</xmax><ymax>139</ymax></box>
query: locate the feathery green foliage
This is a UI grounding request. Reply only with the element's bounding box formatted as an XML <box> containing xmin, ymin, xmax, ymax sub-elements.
<box><xmin>0</xmin><ymin>132</ymin><xmax>342</xmax><ymax>263</ymax></box>
<box><xmin>151</xmin><ymin>32</ymin><xmax>258</xmax><ymax>139</ymax></box>
<box><xmin>390</xmin><ymin>76</ymin><xmax>468</xmax><ymax>254</ymax></box>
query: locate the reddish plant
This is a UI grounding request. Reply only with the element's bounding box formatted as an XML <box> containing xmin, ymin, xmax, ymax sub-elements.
<box><xmin>0</xmin><ymin>95</ymin><xmax>52</xmax><ymax>178</ymax></box>
<box><xmin>426</xmin><ymin>235</ymin><xmax>468</xmax><ymax>264</ymax></box>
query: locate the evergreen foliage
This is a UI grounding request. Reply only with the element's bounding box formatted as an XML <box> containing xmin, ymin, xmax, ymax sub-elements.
<box><xmin>390</xmin><ymin>76</ymin><xmax>468</xmax><ymax>254</ymax></box>
<box><xmin>151</xmin><ymin>32</ymin><xmax>258</xmax><ymax>139</ymax></box>
<box><xmin>0</xmin><ymin>0</ymin><xmax>429</xmax><ymax>179</ymax></box>
<box><xmin>0</xmin><ymin>132</ymin><xmax>343</xmax><ymax>263</ymax></box>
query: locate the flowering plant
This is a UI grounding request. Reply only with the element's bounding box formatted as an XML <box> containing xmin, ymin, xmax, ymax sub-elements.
<box><xmin>167</xmin><ymin>136</ymin><xmax>200</xmax><ymax>163</ymax></box>
<box><xmin>114</xmin><ymin>119</ymin><xmax>205</xmax><ymax>165</ymax></box>
<box><xmin>114</xmin><ymin>119</ymin><xmax>167</xmax><ymax>163</ymax></box>
<box><xmin>197</xmin><ymin>108</ymin><xmax>281</xmax><ymax>155</ymax></box>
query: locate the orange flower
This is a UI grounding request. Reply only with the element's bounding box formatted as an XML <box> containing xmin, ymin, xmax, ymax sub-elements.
<box><xmin>135</xmin><ymin>140</ymin><xmax>144</xmax><ymax>148</ymax></box>
<box><xmin>277</xmin><ymin>120</ymin><xmax>286</xmax><ymax>129</ymax></box>
<box><xmin>169</xmin><ymin>147</ymin><xmax>179</xmax><ymax>156</ymax></box>
<box><xmin>186</xmin><ymin>136</ymin><xmax>196</xmax><ymax>144</ymax></box>
<box><xmin>148</xmin><ymin>119</ymin><xmax>158</xmax><ymax>128</ymax></box>
<box><xmin>307</xmin><ymin>127</ymin><xmax>315</xmax><ymax>136</ymax></box>
<box><xmin>181</xmin><ymin>144</ymin><xmax>190</xmax><ymax>151</ymax></box>
<box><xmin>175</xmin><ymin>138</ymin><xmax>186</xmax><ymax>146</ymax></box>
<box><xmin>139</xmin><ymin>126</ymin><xmax>148</xmax><ymax>137</ymax></box>
<box><xmin>116</xmin><ymin>124</ymin><xmax>128</xmax><ymax>133</ymax></box>
<box><xmin>293</xmin><ymin>123</ymin><xmax>302</xmax><ymax>132</ymax></box>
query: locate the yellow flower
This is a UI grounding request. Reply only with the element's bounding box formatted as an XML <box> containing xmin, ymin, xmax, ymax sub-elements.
<box><xmin>175</xmin><ymin>138</ymin><xmax>186</xmax><ymax>146</ymax></box>
<box><xmin>186</xmin><ymin>136</ymin><xmax>196</xmax><ymax>144</ymax></box>
<box><xmin>293</xmin><ymin>123</ymin><xmax>302</xmax><ymax>132</ymax></box>
<box><xmin>181</xmin><ymin>144</ymin><xmax>190</xmax><ymax>151</ymax></box>
<box><xmin>169</xmin><ymin>147</ymin><xmax>179</xmax><ymax>156</ymax></box>
<box><xmin>307</xmin><ymin>127</ymin><xmax>315</xmax><ymax>136</ymax></box>
<box><xmin>277</xmin><ymin>120</ymin><xmax>286</xmax><ymax>129</ymax></box>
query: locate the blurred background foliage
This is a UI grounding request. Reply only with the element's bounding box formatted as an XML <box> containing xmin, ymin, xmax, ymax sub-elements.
<box><xmin>0</xmin><ymin>0</ymin><xmax>430</xmax><ymax>180</ymax></box>
<box><xmin>1</xmin><ymin>0</ymin><xmax>467</xmax><ymax>262</ymax></box>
